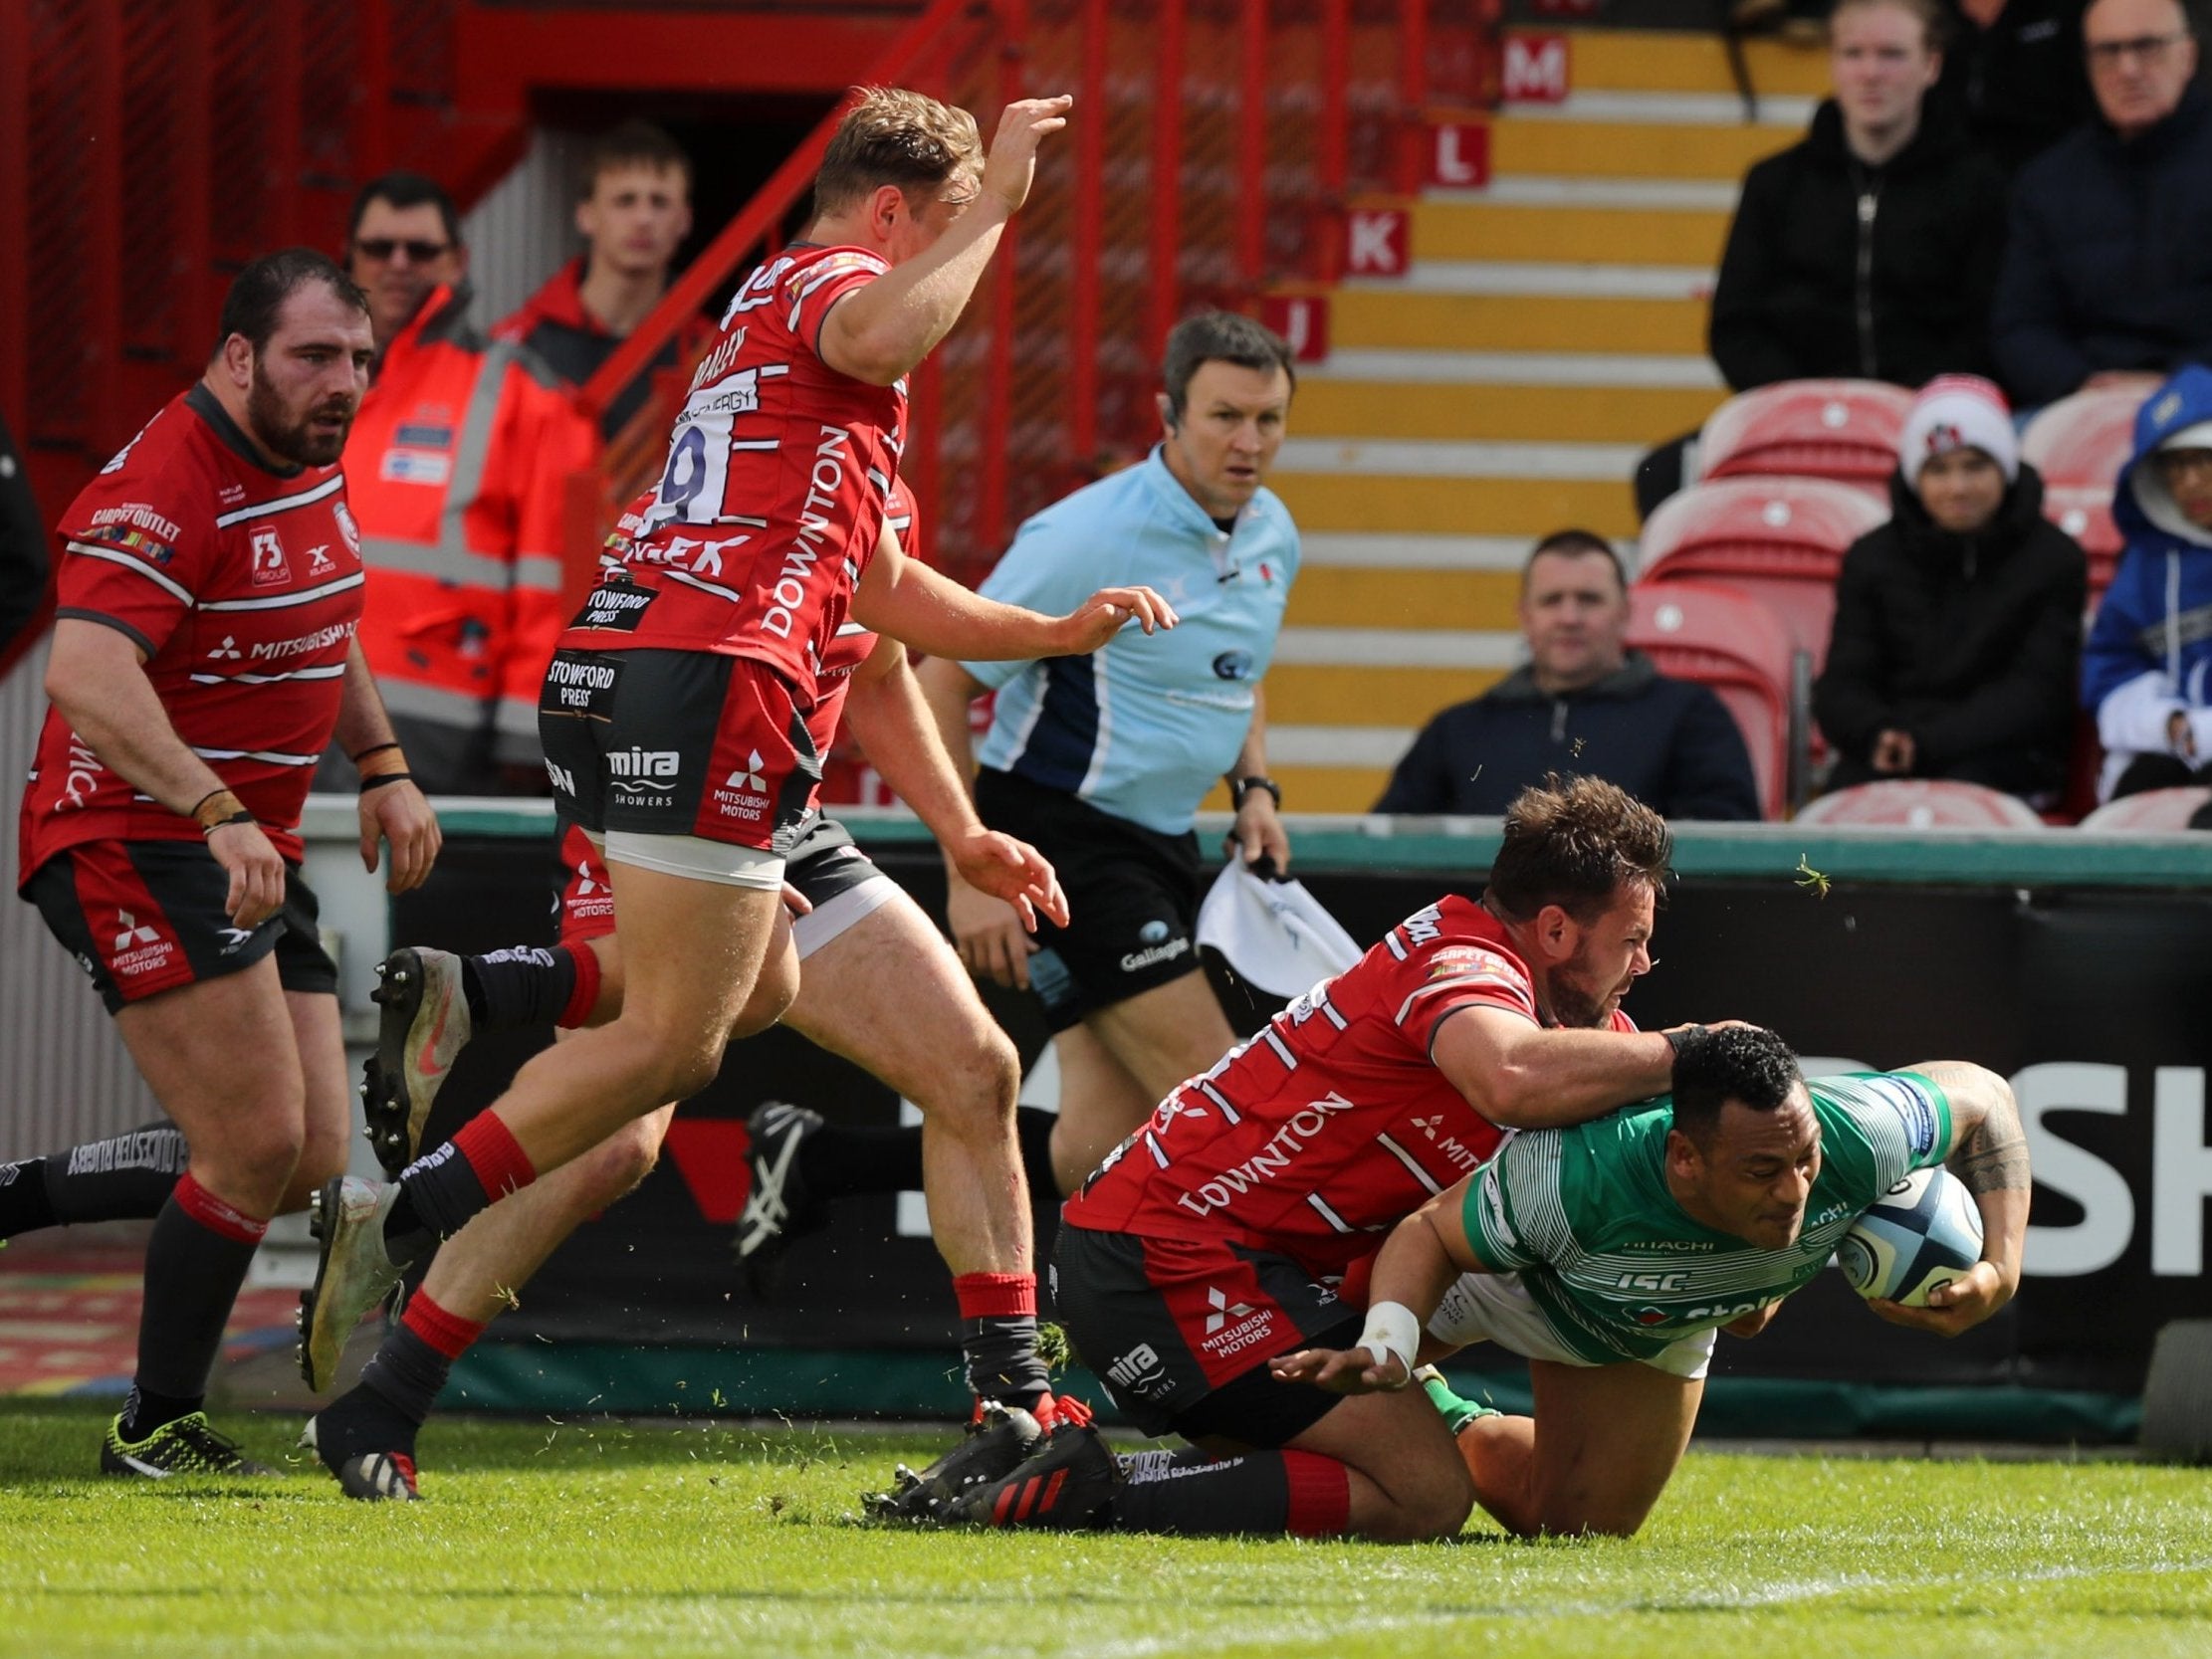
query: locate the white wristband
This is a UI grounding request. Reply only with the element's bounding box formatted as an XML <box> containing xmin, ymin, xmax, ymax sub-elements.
<box><xmin>1358</xmin><ymin>1300</ymin><xmax>1421</xmax><ymax>1380</ymax></box>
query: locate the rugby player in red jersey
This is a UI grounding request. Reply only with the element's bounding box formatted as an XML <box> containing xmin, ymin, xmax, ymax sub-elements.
<box><xmin>17</xmin><ymin>250</ymin><xmax>439</xmax><ymax>1476</ymax></box>
<box><xmin>299</xmin><ymin>87</ymin><xmax>1176</xmax><ymax>1423</ymax></box>
<box><xmin>912</xmin><ymin>778</ymin><xmax>1704</xmax><ymax>1540</ymax></box>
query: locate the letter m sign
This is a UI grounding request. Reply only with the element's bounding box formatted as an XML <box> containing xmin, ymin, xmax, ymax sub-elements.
<box><xmin>1503</xmin><ymin>34</ymin><xmax>1570</xmax><ymax>104</ymax></box>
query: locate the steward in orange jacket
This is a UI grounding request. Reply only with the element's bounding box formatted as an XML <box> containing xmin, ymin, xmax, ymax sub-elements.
<box><xmin>342</xmin><ymin>282</ymin><xmax>596</xmax><ymax>793</ymax></box>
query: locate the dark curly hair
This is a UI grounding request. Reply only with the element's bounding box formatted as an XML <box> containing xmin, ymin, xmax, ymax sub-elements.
<box><xmin>1669</xmin><ymin>1024</ymin><xmax>1803</xmax><ymax>1145</ymax></box>
<box><xmin>1483</xmin><ymin>775</ymin><xmax>1672</xmax><ymax>924</ymax></box>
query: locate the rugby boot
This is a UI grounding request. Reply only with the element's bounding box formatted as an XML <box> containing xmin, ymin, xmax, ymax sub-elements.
<box><xmin>300</xmin><ymin>1400</ymin><xmax>421</xmax><ymax>1502</ymax></box>
<box><xmin>863</xmin><ymin>1399</ymin><xmax>1044</xmax><ymax>1523</ymax></box>
<box><xmin>102</xmin><ymin>1412</ymin><xmax>281</xmax><ymax>1479</ymax></box>
<box><xmin>297</xmin><ymin>1176</ymin><xmax>408</xmax><ymax>1392</ymax></box>
<box><xmin>363</xmin><ymin>947</ymin><xmax>471</xmax><ymax>1178</ymax></box>
<box><xmin>735</xmin><ymin>1101</ymin><xmax>824</xmax><ymax>1261</ymax></box>
<box><xmin>936</xmin><ymin>1420</ymin><xmax>1122</xmax><ymax>1531</ymax></box>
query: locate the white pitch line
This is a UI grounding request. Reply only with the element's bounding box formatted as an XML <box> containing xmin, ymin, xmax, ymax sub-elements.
<box><xmin>1273</xmin><ymin>627</ymin><xmax>1525</xmax><ymax>670</ymax></box>
<box><xmin>1431</xmin><ymin>175</ymin><xmax>1740</xmax><ymax>210</ymax></box>
<box><xmin>1306</xmin><ymin>348</ymin><xmax>1724</xmax><ymax>389</ymax></box>
<box><xmin>1505</xmin><ymin>89</ymin><xmax>1816</xmax><ymax>127</ymax></box>
<box><xmin>1277</xmin><ymin>436</ymin><xmax>1646</xmax><ymax>480</ymax></box>
<box><xmin>1344</xmin><ymin>260</ymin><xmax>1713</xmax><ymax>300</ymax></box>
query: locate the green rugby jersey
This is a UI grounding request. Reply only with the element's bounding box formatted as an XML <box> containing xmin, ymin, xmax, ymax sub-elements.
<box><xmin>1459</xmin><ymin>1072</ymin><xmax>1953</xmax><ymax>1365</ymax></box>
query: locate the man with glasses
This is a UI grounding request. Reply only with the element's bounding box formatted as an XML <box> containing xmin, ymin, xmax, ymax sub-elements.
<box><xmin>1991</xmin><ymin>0</ymin><xmax>2212</xmax><ymax>409</ymax></box>
<box><xmin>338</xmin><ymin>172</ymin><xmax>598</xmax><ymax>793</ymax></box>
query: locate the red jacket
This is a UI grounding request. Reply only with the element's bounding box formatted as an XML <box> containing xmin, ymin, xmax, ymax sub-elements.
<box><xmin>345</xmin><ymin>284</ymin><xmax>597</xmax><ymax>792</ymax></box>
<box><xmin>495</xmin><ymin>259</ymin><xmax>715</xmax><ymax>441</ymax></box>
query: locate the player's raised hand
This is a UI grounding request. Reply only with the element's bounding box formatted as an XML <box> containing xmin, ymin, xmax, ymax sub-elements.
<box><xmin>1051</xmin><ymin>585</ymin><xmax>1179</xmax><ymax>655</ymax></box>
<box><xmin>361</xmin><ymin>779</ymin><xmax>441</xmax><ymax>894</ymax></box>
<box><xmin>981</xmin><ymin>96</ymin><xmax>1074</xmax><ymax>215</ymax></box>
<box><xmin>1866</xmin><ymin>1258</ymin><xmax>2013</xmax><ymax>1337</ymax></box>
<box><xmin>208</xmin><ymin>818</ymin><xmax>288</xmax><ymax>929</ymax></box>
<box><xmin>1267</xmin><ymin>1346</ymin><xmax>1410</xmax><ymax>1395</ymax></box>
<box><xmin>949</xmin><ymin>827</ymin><xmax>1068</xmax><ymax>930</ymax></box>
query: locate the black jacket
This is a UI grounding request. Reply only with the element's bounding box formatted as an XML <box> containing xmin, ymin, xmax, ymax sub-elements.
<box><xmin>1814</xmin><ymin>464</ymin><xmax>2087</xmax><ymax>792</ymax></box>
<box><xmin>1991</xmin><ymin>89</ymin><xmax>2212</xmax><ymax>408</ymax></box>
<box><xmin>0</xmin><ymin>406</ymin><xmax>46</xmax><ymax>658</ymax></box>
<box><xmin>1928</xmin><ymin>0</ymin><xmax>2091</xmax><ymax>178</ymax></box>
<box><xmin>1708</xmin><ymin>100</ymin><xmax>2009</xmax><ymax>391</ymax></box>
<box><xmin>1375</xmin><ymin>654</ymin><xmax>1762</xmax><ymax>821</ymax></box>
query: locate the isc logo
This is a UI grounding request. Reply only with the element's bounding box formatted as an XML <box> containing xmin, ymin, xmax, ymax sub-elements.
<box><xmin>607</xmin><ymin>749</ymin><xmax>678</xmax><ymax>779</ymax></box>
<box><xmin>1615</xmin><ymin>1271</ymin><xmax>1690</xmax><ymax>1293</ymax></box>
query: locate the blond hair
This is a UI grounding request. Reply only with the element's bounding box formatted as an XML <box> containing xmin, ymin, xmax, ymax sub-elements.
<box><xmin>812</xmin><ymin>87</ymin><xmax>984</xmax><ymax>218</ymax></box>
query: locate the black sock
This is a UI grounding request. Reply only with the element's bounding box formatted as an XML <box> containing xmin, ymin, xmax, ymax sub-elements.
<box><xmin>1108</xmin><ymin>1447</ymin><xmax>1295</xmax><ymax>1535</ymax></box>
<box><xmin>794</xmin><ymin>1122</ymin><xmax>925</xmax><ymax>1200</ymax></box>
<box><xmin>0</xmin><ymin>1157</ymin><xmax>58</xmax><ymax>1237</ymax></box>
<box><xmin>460</xmin><ymin>945</ymin><xmax>579</xmax><ymax>1031</ymax></box>
<box><xmin>125</xmin><ymin>1189</ymin><xmax>263</xmax><ymax>1436</ymax></box>
<box><xmin>357</xmin><ymin>1321</ymin><xmax>453</xmax><ymax>1427</ymax></box>
<box><xmin>51</xmin><ymin>1123</ymin><xmax>189</xmax><ymax>1225</ymax></box>
<box><xmin>963</xmin><ymin>1314</ymin><xmax>1052</xmax><ymax>1411</ymax></box>
<box><xmin>1015</xmin><ymin>1107</ymin><xmax>1060</xmax><ymax>1198</ymax></box>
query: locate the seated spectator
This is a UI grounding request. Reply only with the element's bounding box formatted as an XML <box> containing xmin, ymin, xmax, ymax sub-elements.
<box><xmin>1990</xmin><ymin>0</ymin><xmax>2212</xmax><ymax>409</ymax></box>
<box><xmin>496</xmin><ymin>120</ymin><xmax>710</xmax><ymax>440</ymax></box>
<box><xmin>1928</xmin><ymin>1</ymin><xmax>2092</xmax><ymax>177</ymax></box>
<box><xmin>1640</xmin><ymin>0</ymin><xmax>2009</xmax><ymax>516</ymax></box>
<box><xmin>1815</xmin><ymin>375</ymin><xmax>2088</xmax><ymax>803</ymax></box>
<box><xmin>1374</xmin><ymin>531</ymin><xmax>1761</xmax><ymax>821</ymax></box>
<box><xmin>2082</xmin><ymin>363</ymin><xmax>2212</xmax><ymax>800</ymax></box>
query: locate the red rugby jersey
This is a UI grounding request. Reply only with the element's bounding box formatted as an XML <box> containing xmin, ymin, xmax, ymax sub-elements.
<box><xmin>559</xmin><ymin>243</ymin><xmax>905</xmax><ymax>697</ymax></box>
<box><xmin>803</xmin><ymin>477</ymin><xmax>907</xmax><ymax>755</ymax></box>
<box><xmin>1059</xmin><ymin>895</ymin><xmax>1640</xmax><ymax>1279</ymax></box>
<box><xmin>20</xmin><ymin>385</ymin><xmax>365</xmax><ymax>876</ymax></box>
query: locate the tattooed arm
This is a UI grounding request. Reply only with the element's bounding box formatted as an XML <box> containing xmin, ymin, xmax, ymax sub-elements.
<box><xmin>1869</xmin><ymin>1060</ymin><xmax>2032</xmax><ymax>1337</ymax></box>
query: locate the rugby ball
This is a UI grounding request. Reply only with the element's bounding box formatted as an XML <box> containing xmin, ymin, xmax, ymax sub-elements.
<box><xmin>1836</xmin><ymin>1167</ymin><xmax>1984</xmax><ymax>1306</ymax></box>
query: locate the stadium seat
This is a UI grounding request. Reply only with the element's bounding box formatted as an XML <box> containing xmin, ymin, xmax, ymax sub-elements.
<box><xmin>2021</xmin><ymin>385</ymin><xmax>2147</xmax><ymax>490</ymax></box>
<box><xmin>2042</xmin><ymin>483</ymin><xmax>2123</xmax><ymax>568</ymax></box>
<box><xmin>1626</xmin><ymin>582</ymin><xmax>1798</xmax><ymax>820</ymax></box>
<box><xmin>1693</xmin><ymin>379</ymin><xmax>1914</xmax><ymax>498</ymax></box>
<box><xmin>1637</xmin><ymin>477</ymin><xmax>1889</xmax><ymax>666</ymax></box>
<box><xmin>1794</xmin><ymin>779</ymin><xmax>2047</xmax><ymax>829</ymax></box>
<box><xmin>2077</xmin><ymin>786</ymin><xmax>2211</xmax><ymax>832</ymax></box>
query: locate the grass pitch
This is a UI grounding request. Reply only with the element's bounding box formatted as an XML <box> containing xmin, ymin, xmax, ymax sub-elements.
<box><xmin>1</xmin><ymin>1401</ymin><xmax>2207</xmax><ymax>1659</ymax></box>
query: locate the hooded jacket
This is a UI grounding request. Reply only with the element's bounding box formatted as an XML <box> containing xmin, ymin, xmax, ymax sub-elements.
<box><xmin>1374</xmin><ymin>654</ymin><xmax>1762</xmax><ymax>821</ymax></box>
<box><xmin>1708</xmin><ymin>99</ymin><xmax>2009</xmax><ymax>391</ymax></box>
<box><xmin>1815</xmin><ymin>462</ymin><xmax>2087</xmax><ymax>791</ymax></box>
<box><xmin>1991</xmin><ymin>89</ymin><xmax>2212</xmax><ymax>407</ymax></box>
<box><xmin>2081</xmin><ymin>363</ymin><xmax>2212</xmax><ymax>799</ymax></box>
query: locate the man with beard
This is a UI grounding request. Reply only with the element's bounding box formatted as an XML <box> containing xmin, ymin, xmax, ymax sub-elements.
<box><xmin>336</xmin><ymin>172</ymin><xmax>598</xmax><ymax>794</ymax></box>
<box><xmin>13</xmin><ymin>250</ymin><xmax>440</xmax><ymax>1475</ymax></box>
<box><xmin>904</xmin><ymin>777</ymin><xmax>1704</xmax><ymax>1541</ymax></box>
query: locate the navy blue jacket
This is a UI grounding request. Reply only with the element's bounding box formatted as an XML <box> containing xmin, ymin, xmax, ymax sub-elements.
<box><xmin>1992</xmin><ymin>90</ymin><xmax>2212</xmax><ymax>407</ymax></box>
<box><xmin>1375</xmin><ymin>655</ymin><xmax>1762</xmax><ymax>821</ymax></box>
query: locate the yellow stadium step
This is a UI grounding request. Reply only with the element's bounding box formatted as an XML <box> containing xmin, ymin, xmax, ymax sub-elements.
<box><xmin>1410</xmin><ymin>199</ymin><xmax>1730</xmax><ymax>267</ymax></box>
<box><xmin>1284</xmin><ymin>566</ymin><xmax>1521</xmax><ymax>633</ymax></box>
<box><xmin>1490</xmin><ymin>116</ymin><xmax>1792</xmax><ymax>181</ymax></box>
<box><xmin>1328</xmin><ymin>290</ymin><xmax>1706</xmax><ymax>355</ymax></box>
<box><xmin>1293</xmin><ymin>379</ymin><xmax>1724</xmax><ymax>444</ymax></box>
<box><xmin>1274</xmin><ymin>473</ymin><xmax>1638</xmax><ymax>538</ymax></box>
<box><xmin>1546</xmin><ymin>28</ymin><xmax>1831</xmax><ymax>97</ymax></box>
<box><xmin>1264</xmin><ymin>662</ymin><xmax>1506</xmax><ymax>727</ymax></box>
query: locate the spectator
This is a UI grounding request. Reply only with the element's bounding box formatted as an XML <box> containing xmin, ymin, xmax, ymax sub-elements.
<box><xmin>1928</xmin><ymin>1</ymin><xmax>2093</xmax><ymax>177</ymax></box>
<box><xmin>2081</xmin><ymin>363</ymin><xmax>2212</xmax><ymax>799</ymax></box>
<box><xmin>0</xmin><ymin>407</ymin><xmax>46</xmax><ymax>659</ymax></box>
<box><xmin>496</xmin><ymin>120</ymin><xmax>711</xmax><ymax>441</ymax></box>
<box><xmin>1640</xmin><ymin>0</ymin><xmax>2009</xmax><ymax>517</ymax></box>
<box><xmin>1374</xmin><ymin>531</ymin><xmax>1762</xmax><ymax>822</ymax></box>
<box><xmin>337</xmin><ymin>171</ymin><xmax>598</xmax><ymax>795</ymax></box>
<box><xmin>1989</xmin><ymin>0</ymin><xmax>2212</xmax><ymax>409</ymax></box>
<box><xmin>1815</xmin><ymin>375</ymin><xmax>2088</xmax><ymax>802</ymax></box>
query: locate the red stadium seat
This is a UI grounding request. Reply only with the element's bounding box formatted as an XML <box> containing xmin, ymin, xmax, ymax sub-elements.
<box><xmin>2077</xmin><ymin>787</ymin><xmax>2211</xmax><ymax>832</ymax></box>
<box><xmin>1627</xmin><ymin>583</ymin><xmax>1798</xmax><ymax>819</ymax></box>
<box><xmin>2042</xmin><ymin>483</ymin><xmax>2123</xmax><ymax>565</ymax></box>
<box><xmin>1694</xmin><ymin>379</ymin><xmax>1915</xmax><ymax>497</ymax></box>
<box><xmin>1794</xmin><ymin>779</ymin><xmax>2047</xmax><ymax>828</ymax></box>
<box><xmin>2021</xmin><ymin>386</ymin><xmax>2146</xmax><ymax>490</ymax></box>
<box><xmin>1637</xmin><ymin>478</ymin><xmax>1888</xmax><ymax>665</ymax></box>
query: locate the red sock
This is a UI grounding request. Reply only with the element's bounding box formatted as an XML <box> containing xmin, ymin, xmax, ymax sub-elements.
<box><xmin>1281</xmin><ymin>1450</ymin><xmax>1353</xmax><ymax>1537</ymax></box>
<box><xmin>400</xmin><ymin>1289</ymin><xmax>489</xmax><ymax>1360</ymax></box>
<box><xmin>953</xmin><ymin>1271</ymin><xmax>1037</xmax><ymax>1320</ymax></box>
<box><xmin>453</xmin><ymin>1113</ymin><xmax>537</xmax><ymax>1200</ymax></box>
<box><xmin>557</xmin><ymin>943</ymin><xmax>602</xmax><ymax>1029</ymax></box>
<box><xmin>172</xmin><ymin>1169</ymin><xmax>269</xmax><ymax>1245</ymax></box>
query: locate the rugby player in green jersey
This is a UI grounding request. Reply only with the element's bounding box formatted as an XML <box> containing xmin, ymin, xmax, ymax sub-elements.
<box><xmin>1272</xmin><ymin>1024</ymin><xmax>2030</xmax><ymax>1538</ymax></box>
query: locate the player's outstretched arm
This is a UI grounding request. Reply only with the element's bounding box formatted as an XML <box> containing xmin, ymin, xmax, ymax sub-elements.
<box><xmin>1432</xmin><ymin>1005</ymin><xmax>1679</xmax><ymax>1130</ymax></box>
<box><xmin>817</xmin><ymin>96</ymin><xmax>1072</xmax><ymax>386</ymax></box>
<box><xmin>1868</xmin><ymin>1060</ymin><xmax>2031</xmax><ymax>1338</ymax></box>
<box><xmin>44</xmin><ymin>618</ymin><xmax>287</xmax><ymax>928</ymax></box>
<box><xmin>849</xmin><ymin>524</ymin><xmax>1175</xmax><ymax>660</ymax></box>
<box><xmin>1270</xmin><ymin>1180</ymin><xmax>1484</xmax><ymax>1395</ymax></box>
<box><xmin>332</xmin><ymin>639</ymin><xmax>440</xmax><ymax>894</ymax></box>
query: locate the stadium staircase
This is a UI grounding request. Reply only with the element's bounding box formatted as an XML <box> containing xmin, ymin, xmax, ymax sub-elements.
<box><xmin>1263</xmin><ymin>29</ymin><xmax>1829</xmax><ymax>813</ymax></box>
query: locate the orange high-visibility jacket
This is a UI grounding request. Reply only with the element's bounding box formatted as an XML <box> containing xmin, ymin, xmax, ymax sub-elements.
<box><xmin>344</xmin><ymin>284</ymin><xmax>597</xmax><ymax>791</ymax></box>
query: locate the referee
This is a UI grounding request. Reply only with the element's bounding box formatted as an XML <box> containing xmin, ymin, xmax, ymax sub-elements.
<box><xmin>919</xmin><ymin>311</ymin><xmax>1300</xmax><ymax>1195</ymax></box>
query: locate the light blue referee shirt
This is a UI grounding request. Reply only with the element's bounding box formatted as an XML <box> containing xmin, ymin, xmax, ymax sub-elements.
<box><xmin>962</xmin><ymin>446</ymin><xmax>1300</xmax><ymax>836</ymax></box>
